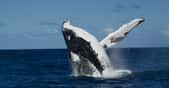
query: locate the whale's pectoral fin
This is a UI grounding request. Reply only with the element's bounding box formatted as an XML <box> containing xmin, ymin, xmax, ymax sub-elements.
<box><xmin>100</xmin><ymin>18</ymin><xmax>144</xmax><ymax>48</ymax></box>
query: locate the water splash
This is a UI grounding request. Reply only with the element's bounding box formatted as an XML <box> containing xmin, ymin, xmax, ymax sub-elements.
<box><xmin>101</xmin><ymin>69</ymin><xmax>132</xmax><ymax>79</ymax></box>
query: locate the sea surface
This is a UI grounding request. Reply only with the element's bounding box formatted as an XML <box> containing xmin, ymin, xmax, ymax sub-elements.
<box><xmin>0</xmin><ymin>48</ymin><xmax>169</xmax><ymax>88</ymax></box>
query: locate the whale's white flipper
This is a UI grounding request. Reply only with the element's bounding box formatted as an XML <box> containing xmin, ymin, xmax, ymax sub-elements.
<box><xmin>100</xmin><ymin>18</ymin><xmax>144</xmax><ymax>48</ymax></box>
<box><xmin>62</xmin><ymin>21</ymin><xmax>112</xmax><ymax>77</ymax></box>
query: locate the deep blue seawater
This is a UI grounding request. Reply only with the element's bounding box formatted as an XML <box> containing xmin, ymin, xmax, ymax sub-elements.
<box><xmin>0</xmin><ymin>48</ymin><xmax>169</xmax><ymax>88</ymax></box>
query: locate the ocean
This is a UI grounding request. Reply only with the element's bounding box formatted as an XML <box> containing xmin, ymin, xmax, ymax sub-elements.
<box><xmin>0</xmin><ymin>48</ymin><xmax>169</xmax><ymax>88</ymax></box>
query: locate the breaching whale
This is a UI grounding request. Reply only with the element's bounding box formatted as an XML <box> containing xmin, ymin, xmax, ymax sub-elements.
<box><xmin>62</xmin><ymin>18</ymin><xmax>144</xmax><ymax>77</ymax></box>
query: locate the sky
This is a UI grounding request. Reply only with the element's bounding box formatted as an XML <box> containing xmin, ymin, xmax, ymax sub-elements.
<box><xmin>0</xmin><ymin>0</ymin><xmax>169</xmax><ymax>49</ymax></box>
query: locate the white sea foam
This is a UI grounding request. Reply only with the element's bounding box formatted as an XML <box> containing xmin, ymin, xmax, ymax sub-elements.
<box><xmin>101</xmin><ymin>69</ymin><xmax>132</xmax><ymax>79</ymax></box>
<box><xmin>71</xmin><ymin>68</ymin><xmax>132</xmax><ymax>79</ymax></box>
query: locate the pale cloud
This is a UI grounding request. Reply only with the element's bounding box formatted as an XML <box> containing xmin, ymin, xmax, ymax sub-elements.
<box><xmin>131</xmin><ymin>3</ymin><xmax>141</xmax><ymax>9</ymax></box>
<box><xmin>112</xmin><ymin>1</ymin><xmax>142</xmax><ymax>13</ymax></box>
<box><xmin>40</xmin><ymin>21</ymin><xmax>59</xmax><ymax>26</ymax></box>
<box><xmin>103</xmin><ymin>28</ymin><xmax>115</xmax><ymax>34</ymax></box>
<box><xmin>24</xmin><ymin>29</ymin><xmax>60</xmax><ymax>39</ymax></box>
<box><xmin>160</xmin><ymin>30</ymin><xmax>169</xmax><ymax>37</ymax></box>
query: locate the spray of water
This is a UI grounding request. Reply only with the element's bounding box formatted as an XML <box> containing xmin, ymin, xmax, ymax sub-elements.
<box><xmin>90</xmin><ymin>48</ymin><xmax>131</xmax><ymax>79</ymax></box>
<box><xmin>101</xmin><ymin>68</ymin><xmax>132</xmax><ymax>79</ymax></box>
<box><xmin>86</xmin><ymin>48</ymin><xmax>132</xmax><ymax>79</ymax></box>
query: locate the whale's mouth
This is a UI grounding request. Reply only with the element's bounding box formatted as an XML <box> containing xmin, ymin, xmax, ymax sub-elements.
<box><xmin>62</xmin><ymin>29</ymin><xmax>104</xmax><ymax>75</ymax></box>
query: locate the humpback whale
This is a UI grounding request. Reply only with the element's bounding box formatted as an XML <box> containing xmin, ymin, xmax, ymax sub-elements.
<box><xmin>62</xmin><ymin>18</ymin><xmax>144</xmax><ymax>77</ymax></box>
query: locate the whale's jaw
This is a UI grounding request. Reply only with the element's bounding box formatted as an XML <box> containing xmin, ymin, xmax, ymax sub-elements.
<box><xmin>62</xmin><ymin>21</ymin><xmax>112</xmax><ymax>76</ymax></box>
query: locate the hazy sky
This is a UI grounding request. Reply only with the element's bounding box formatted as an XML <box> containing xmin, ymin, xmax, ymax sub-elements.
<box><xmin>0</xmin><ymin>0</ymin><xmax>169</xmax><ymax>49</ymax></box>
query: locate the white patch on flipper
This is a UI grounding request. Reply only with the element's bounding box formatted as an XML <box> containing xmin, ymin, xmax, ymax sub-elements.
<box><xmin>70</xmin><ymin>52</ymin><xmax>80</xmax><ymax>76</ymax></box>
